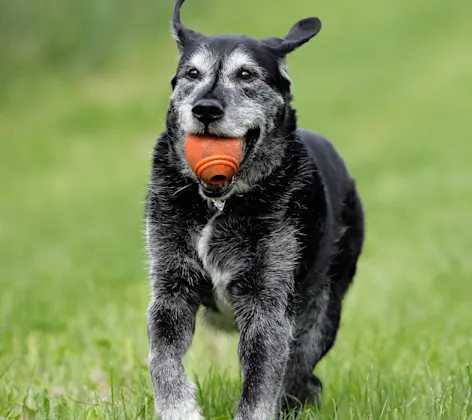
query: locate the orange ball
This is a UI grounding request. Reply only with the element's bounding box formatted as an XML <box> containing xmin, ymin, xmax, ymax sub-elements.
<box><xmin>185</xmin><ymin>134</ymin><xmax>243</xmax><ymax>185</ymax></box>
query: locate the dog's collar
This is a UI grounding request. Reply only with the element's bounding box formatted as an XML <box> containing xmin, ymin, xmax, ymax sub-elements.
<box><xmin>212</xmin><ymin>200</ymin><xmax>225</xmax><ymax>211</ymax></box>
<box><xmin>207</xmin><ymin>199</ymin><xmax>225</xmax><ymax>211</ymax></box>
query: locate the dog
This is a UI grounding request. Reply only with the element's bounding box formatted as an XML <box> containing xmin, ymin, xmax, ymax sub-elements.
<box><xmin>145</xmin><ymin>0</ymin><xmax>365</xmax><ymax>418</ymax></box>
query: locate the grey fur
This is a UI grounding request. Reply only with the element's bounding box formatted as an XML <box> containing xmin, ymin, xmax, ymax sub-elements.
<box><xmin>145</xmin><ymin>2</ymin><xmax>365</xmax><ymax>419</ymax></box>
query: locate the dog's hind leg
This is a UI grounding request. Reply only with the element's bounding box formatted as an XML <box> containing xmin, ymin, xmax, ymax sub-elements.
<box><xmin>279</xmin><ymin>186</ymin><xmax>365</xmax><ymax>416</ymax></box>
<box><xmin>278</xmin><ymin>285</ymin><xmax>338</xmax><ymax>416</ymax></box>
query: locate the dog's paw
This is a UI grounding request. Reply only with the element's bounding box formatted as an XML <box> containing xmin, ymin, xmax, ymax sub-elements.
<box><xmin>157</xmin><ymin>407</ymin><xmax>204</xmax><ymax>420</ymax></box>
<box><xmin>186</xmin><ymin>411</ymin><xmax>205</xmax><ymax>420</ymax></box>
<box><xmin>164</xmin><ymin>412</ymin><xmax>204</xmax><ymax>420</ymax></box>
<box><xmin>280</xmin><ymin>373</ymin><xmax>323</xmax><ymax>414</ymax></box>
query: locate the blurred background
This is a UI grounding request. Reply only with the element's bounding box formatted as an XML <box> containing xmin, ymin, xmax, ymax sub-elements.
<box><xmin>1</xmin><ymin>0</ymin><xmax>471</xmax><ymax>418</ymax></box>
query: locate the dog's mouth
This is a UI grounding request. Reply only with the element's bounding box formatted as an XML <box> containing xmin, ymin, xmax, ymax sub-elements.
<box><xmin>199</xmin><ymin>179</ymin><xmax>233</xmax><ymax>199</ymax></box>
<box><xmin>241</xmin><ymin>127</ymin><xmax>261</xmax><ymax>164</ymax></box>
<box><xmin>197</xmin><ymin>126</ymin><xmax>260</xmax><ymax>161</ymax></box>
<box><xmin>197</xmin><ymin>127</ymin><xmax>260</xmax><ymax>199</ymax></box>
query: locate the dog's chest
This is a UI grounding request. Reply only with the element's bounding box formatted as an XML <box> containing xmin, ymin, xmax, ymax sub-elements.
<box><xmin>196</xmin><ymin>216</ymin><xmax>237</xmax><ymax>316</ymax></box>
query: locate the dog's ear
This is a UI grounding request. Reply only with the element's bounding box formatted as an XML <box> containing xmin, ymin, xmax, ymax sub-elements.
<box><xmin>171</xmin><ymin>0</ymin><xmax>204</xmax><ymax>53</ymax></box>
<box><xmin>261</xmin><ymin>17</ymin><xmax>321</xmax><ymax>56</ymax></box>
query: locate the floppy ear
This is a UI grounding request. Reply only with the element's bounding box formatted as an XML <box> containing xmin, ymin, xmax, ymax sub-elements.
<box><xmin>261</xmin><ymin>17</ymin><xmax>322</xmax><ymax>56</ymax></box>
<box><xmin>171</xmin><ymin>0</ymin><xmax>204</xmax><ymax>53</ymax></box>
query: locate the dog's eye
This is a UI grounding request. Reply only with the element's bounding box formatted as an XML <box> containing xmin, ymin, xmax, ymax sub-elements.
<box><xmin>238</xmin><ymin>69</ymin><xmax>254</xmax><ymax>81</ymax></box>
<box><xmin>187</xmin><ymin>68</ymin><xmax>200</xmax><ymax>80</ymax></box>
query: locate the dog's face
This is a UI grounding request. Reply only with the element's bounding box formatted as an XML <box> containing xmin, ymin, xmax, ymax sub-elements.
<box><xmin>171</xmin><ymin>38</ymin><xmax>283</xmax><ymax>162</ymax></box>
<box><xmin>167</xmin><ymin>0</ymin><xmax>321</xmax><ymax>200</ymax></box>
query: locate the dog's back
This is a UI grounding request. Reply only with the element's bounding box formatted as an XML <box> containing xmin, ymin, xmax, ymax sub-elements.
<box><xmin>298</xmin><ymin>128</ymin><xmax>352</xmax><ymax>220</ymax></box>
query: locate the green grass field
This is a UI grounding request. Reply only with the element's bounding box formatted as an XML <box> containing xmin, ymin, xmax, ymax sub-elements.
<box><xmin>1</xmin><ymin>0</ymin><xmax>471</xmax><ymax>418</ymax></box>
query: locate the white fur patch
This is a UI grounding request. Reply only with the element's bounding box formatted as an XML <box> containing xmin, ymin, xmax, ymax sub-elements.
<box><xmin>197</xmin><ymin>218</ymin><xmax>234</xmax><ymax>317</ymax></box>
<box><xmin>159</xmin><ymin>407</ymin><xmax>203</xmax><ymax>420</ymax></box>
<box><xmin>223</xmin><ymin>48</ymin><xmax>260</xmax><ymax>76</ymax></box>
<box><xmin>278</xmin><ymin>58</ymin><xmax>292</xmax><ymax>85</ymax></box>
<box><xmin>152</xmin><ymin>366</ymin><xmax>204</xmax><ymax>420</ymax></box>
<box><xmin>145</xmin><ymin>217</ymin><xmax>156</xmax><ymax>274</ymax></box>
<box><xmin>187</xmin><ymin>412</ymin><xmax>204</xmax><ymax>420</ymax></box>
<box><xmin>188</xmin><ymin>47</ymin><xmax>218</xmax><ymax>78</ymax></box>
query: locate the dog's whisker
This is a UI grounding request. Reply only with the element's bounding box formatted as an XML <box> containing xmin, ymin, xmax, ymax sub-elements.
<box><xmin>172</xmin><ymin>183</ymin><xmax>192</xmax><ymax>196</ymax></box>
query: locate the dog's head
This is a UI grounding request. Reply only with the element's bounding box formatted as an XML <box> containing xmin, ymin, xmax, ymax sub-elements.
<box><xmin>166</xmin><ymin>0</ymin><xmax>321</xmax><ymax>200</ymax></box>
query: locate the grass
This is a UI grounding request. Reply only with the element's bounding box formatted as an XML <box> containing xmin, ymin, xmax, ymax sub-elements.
<box><xmin>1</xmin><ymin>0</ymin><xmax>471</xmax><ymax>418</ymax></box>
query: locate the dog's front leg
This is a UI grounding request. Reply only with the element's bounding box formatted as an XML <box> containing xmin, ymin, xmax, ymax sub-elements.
<box><xmin>233</xmin><ymin>294</ymin><xmax>292</xmax><ymax>420</ymax></box>
<box><xmin>147</xmin><ymin>286</ymin><xmax>202</xmax><ymax>420</ymax></box>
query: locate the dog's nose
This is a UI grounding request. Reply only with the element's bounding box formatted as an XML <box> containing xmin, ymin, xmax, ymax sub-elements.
<box><xmin>192</xmin><ymin>99</ymin><xmax>224</xmax><ymax>125</ymax></box>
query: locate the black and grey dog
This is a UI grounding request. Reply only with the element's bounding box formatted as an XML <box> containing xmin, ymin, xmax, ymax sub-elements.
<box><xmin>145</xmin><ymin>0</ymin><xmax>365</xmax><ymax>418</ymax></box>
